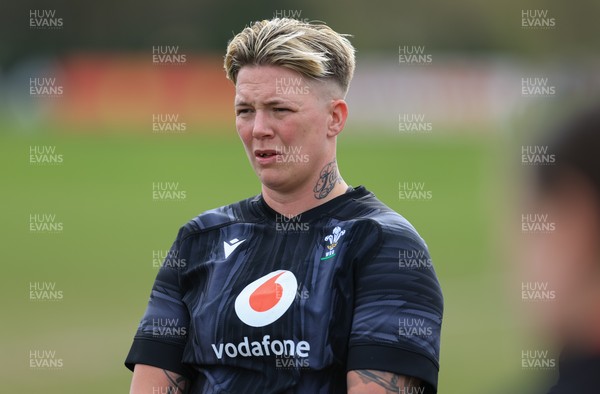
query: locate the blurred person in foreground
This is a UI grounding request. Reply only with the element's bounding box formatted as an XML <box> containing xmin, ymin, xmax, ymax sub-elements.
<box><xmin>523</xmin><ymin>106</ymin><xmax>600</xmax><ymax>393</ymax></box>
<box><xmin>125</xmin><ymin>18</ymin><xmax>443</xmax><ymax>393</ymax></box>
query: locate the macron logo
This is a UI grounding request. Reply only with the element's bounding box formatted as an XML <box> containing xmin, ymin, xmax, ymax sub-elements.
<box><xmin>224</xmin><ymin>238</ymin><xmax>246</xmax><ymax>258</ymax></box>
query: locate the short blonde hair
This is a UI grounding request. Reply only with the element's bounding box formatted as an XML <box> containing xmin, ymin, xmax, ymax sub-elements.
<box><xmin>224</xmin><ymin>18</ymin><xmax>355</xmax><ymax>96</ymax></box>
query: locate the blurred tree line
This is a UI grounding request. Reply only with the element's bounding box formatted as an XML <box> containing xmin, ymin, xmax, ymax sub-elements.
<box><xmin>1</xmin><ymin>0</ymin><xmax>599</xmax><ymax>70</ymax></box>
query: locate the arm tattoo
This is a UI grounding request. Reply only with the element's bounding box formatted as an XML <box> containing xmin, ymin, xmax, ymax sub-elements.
<box><xmin>313</xmin><ymin>158</ymin><xmax>340</xmax><ymax>199</ymax></box>
<box><xmin>163</xmin><ymin>369</ymin><xmax>189</xmax><ymax>394</ymax></box>
<box><xmin>347</xmin><ymin>370</ymin><xmax>423</xmax><ymax>394</ymax></box>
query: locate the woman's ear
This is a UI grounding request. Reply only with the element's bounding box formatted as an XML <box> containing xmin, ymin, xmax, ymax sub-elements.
<box><xmin>327</xmin><ymin>99</ymin><xmax>348</xmax><ymax>137</ymax></box>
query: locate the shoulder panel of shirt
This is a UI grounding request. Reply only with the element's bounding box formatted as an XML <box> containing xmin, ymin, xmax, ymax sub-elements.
<box><xmin>178</xmin><ymin>195</ymin><xmax>262</xmax><ymax>241</ymax></box>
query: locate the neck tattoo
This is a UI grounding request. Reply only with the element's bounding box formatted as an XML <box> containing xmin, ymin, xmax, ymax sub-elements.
<box><xmin>313</xmin><ymin>158</ymin><xmax>341</xmax><ymax>200</ymax></box>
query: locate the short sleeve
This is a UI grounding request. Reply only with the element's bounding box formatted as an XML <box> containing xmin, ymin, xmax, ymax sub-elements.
<box><xmin>347</xmin><ymin>221</ymin><xmax>443</xmax><ymax>393</ymax></box>
<box><xmin>124</xmin><ymin>229</ymin><xmax>195</xmax><ymax>379</ymax></box>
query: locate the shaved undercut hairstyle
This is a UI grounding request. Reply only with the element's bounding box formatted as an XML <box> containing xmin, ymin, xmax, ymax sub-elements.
<box><xmin>224</xmin><ymin>18</ymin><xmax>356</xmax><ymax>97</ymax></box>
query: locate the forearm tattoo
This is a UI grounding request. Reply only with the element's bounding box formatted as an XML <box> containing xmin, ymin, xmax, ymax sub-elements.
<box><xmin>163</xmin><ymin>369</ymin><xmax>189</xmax><ymax>394</ymax></box>
<box><xmin>348</xmin><ymin>370</ymin><xmax>423</xmax><ymax>394</ymax></box>
<box><xmin>313</xmin><ymin>158</ymin><xmax>341</xmax><ymax>199</ymax></box>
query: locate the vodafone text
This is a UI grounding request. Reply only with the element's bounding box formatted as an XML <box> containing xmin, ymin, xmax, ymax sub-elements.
<box><xmin>211</xmin><ymin>335</ymin><xmax>309</xmax><ymax>359</ymax></box>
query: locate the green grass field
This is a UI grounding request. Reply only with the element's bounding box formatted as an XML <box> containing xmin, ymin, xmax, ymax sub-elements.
<box><xmin>0</xmin><ymin>127</ymin><xmax>529</xmax><ymax>393</ymax></box>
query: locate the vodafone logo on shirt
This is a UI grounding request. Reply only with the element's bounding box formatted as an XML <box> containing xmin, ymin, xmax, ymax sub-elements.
<box><xmin>234</xmin><ymin>270</ymin><xmax>298</xmax><ymax>327</ymax></box>
<box><xmin>212</xmin><ymin>270</ymin><xmax>310</xmax><ymax>361</ymax></box>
